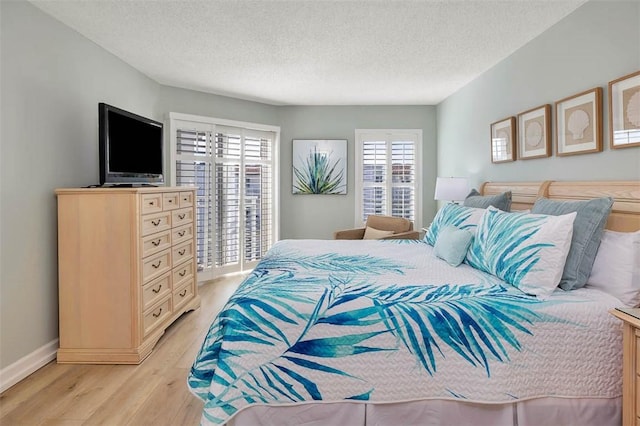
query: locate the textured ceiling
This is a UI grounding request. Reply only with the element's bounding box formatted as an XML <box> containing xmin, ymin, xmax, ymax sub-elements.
<box><xmin>31</xmin><ymin>0</ymin><xmax>586</xmax><ymax>106</ymax></box>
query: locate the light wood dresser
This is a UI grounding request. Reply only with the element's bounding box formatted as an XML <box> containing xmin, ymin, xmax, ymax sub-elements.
<box><xmin>611</xmin><ymin>308</ymin><xmax>640</xmax><ymax>426</ymax></box>
<box><xmin>55</xmin><ymin>186</ymin><xmax>201</xmax><ymax>364</ymax></box>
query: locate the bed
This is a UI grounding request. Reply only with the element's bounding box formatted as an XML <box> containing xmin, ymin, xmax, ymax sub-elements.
<box><xmin>189</xmin><ymin>180</ymin><xmax>640</xmax><ymax>426</ymax></box>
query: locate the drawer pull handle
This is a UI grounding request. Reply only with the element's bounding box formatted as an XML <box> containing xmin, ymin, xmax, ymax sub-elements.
<box><xmin>152</xmin><ymin>260</ymin><xmax>162</xmax><ymax>269</ymax></box>
<box><xmin>183</xmin><ymin>197</ymin><xmax>188</xmax><ymax>202</ymax></box>
<box><xmin>152</xmin><ymin>284</ymin><xmax>162</xmax><ymax>294</ymax></box>
<box><xmin>151</xmin><ymin>219</ymin><xmax>161</xmax><ymax>226</ymax></box>
<box><xmin>148</xmin><ymin>201</ymin><xmax>155</xmax><ymax>206</ymax></box>
<box><xmin>178</xmin><ymin>249</ymin><xmax>186</xmax><ymax>256</ymax></box>
<box><xmin>168</xmin><ymin>199</ymin><xmax>173</xmax><ymax>203</ymax></box>
<box><xmin>179</xmin><ymin>270</ymin><xmax>187</xmax><ymax>277</ymax></box>
<box><xmin>178</xmin><ymin>230</ymin><xmax>186</xmax><ymax>237</ymax></box>
<box><xmin>179</xmin><ymin>289</ymin><xmax>187</xmax><ymax>297</ymax></box>
<box><xmin>152</xmin><ymin>308</ymin><xmax>163</xmax><ymax>318</ymax></box>
<box><xmin>178</xmin><ymin>213</ymin><xmax>186</xmax><ymax>220</ymax></box>
<box><xmin>151</xmin><ymin>239</ymin><xmax>161</xmax><ymax>247</ymax></box>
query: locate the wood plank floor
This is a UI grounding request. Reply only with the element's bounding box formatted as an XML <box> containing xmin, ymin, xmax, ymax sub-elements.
<box><xmin>0</xmin><ymin>275</ymin><xmax>243</xmax><ymax>426</ymax></box>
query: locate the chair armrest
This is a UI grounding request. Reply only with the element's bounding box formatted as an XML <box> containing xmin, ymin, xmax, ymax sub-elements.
<box><xmin>333</xmin><ymin>228</ymin><xmax>366</xmax><ymax>239</ymax></box>
<box><xmin>382</xmin><ymin>230</ymin><xmax>420</xmax><ymax>240</ymax></box>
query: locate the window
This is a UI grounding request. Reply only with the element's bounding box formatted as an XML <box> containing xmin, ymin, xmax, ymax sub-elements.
<box><xmin>355</xmin><ymin>129</ymin><xmax>422</xmax><ymax>228</ymax></box>
<box><xmin>169</xmin><ymin>113</ymin><xmax>279</xmax><ymax>281</ymax></box>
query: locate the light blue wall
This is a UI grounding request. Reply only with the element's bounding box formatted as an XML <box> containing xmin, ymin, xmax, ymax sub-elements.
<box><xmin>437</xmin><ymin>1</ymin><xmax>640</xmax><ymax>192</ymax></box>
<box><xmin>278</xmin><ymin>106</ymin><xmax>437</xmax><ymax>239</ymax></box>
<box><xmin>1</xmin><ymin>0</ymin><xmax>161</xmax><ymax>368</ymax></box>
<box><xmin>159</xmin><ymin>86</ymin><xmax>279</xmax><ymax>131</ymax></box>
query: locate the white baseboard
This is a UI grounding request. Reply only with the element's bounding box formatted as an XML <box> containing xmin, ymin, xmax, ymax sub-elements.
<box><xmin>0</xmin><ymin>339</ymin><xmax>58</xmax><ymax>394</ymax></box>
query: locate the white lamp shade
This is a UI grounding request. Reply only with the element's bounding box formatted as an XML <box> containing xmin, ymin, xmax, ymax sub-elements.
<box><xmin>434</xmin><ymin>177</ymin><xmax>469</xmax><ymax>202</ymax></box>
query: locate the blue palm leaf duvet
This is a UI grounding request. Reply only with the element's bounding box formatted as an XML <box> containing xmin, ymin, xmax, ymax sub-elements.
<box><xmin>189</xmin><ymin>239</ymin><xmax>622</xmax><ymax>425</ymax></box>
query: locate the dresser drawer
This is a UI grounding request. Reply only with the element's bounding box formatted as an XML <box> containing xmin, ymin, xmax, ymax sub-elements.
<box><xmin>179</xmin><ymin>191</ymin><xmax>194</xmax><ymax>208</ymax></box>
<box><xmin>142</xmin><ymin>249</ymin><xmax>171</xmax><ymax>283</ymax></box>
<box><xmin>141</xmin><ymin>211</ymin><xmax>171</xmax><ymax>237</ymax></box>
<box><xmin>172</xmin><ymin>223</ymin><xmax>193</xmax><ymax>245</ymax></box>
<box><xmin>173</xmin><ymin>258</ymin><xmax>194</xmax><ymax>288</ymax></box>
<box><xmin>172</xmin><ymin>207</ymin><xmax>193</xmax><ymax>227</ymax></box>
<box><xmin>141</xmin><ymin>193</ymin><xmax>163</xmax><ymax>214</ymax></box>
<box><xmin>141</xmin><ymin>230</ymin><xmax>171</xmax><ymax>258</ymax></box>
<box><xmin>172</xmin><ymin>240</ymin><xmax>194</xmax><ymax>265</ymax></box>
<box><xmin>143</xmin><ymin>297</ymin><xmax>171</xmax><ymax>337</ymax></box>
<box><xmin>173</xmin><ymin>281</ymin><xmax>194</xmax><ymax>312</ymax></box>
<box><xmin>142</xmin><ymin>273</ymin><xmax>171</xmax><ymax>311</ymax></box>
<box><xmin>162</xmin><ymin>192</ymin><xmax>180</xmax><ymax>211</ymax></box>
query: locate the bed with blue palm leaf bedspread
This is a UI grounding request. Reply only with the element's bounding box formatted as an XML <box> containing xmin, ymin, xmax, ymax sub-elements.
<box><xmin>189</xmin><ymin>239</ymin><xmax>622</xmax><ymax>425</ymax></box>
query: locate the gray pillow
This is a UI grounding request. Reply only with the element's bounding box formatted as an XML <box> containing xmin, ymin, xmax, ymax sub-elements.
<box><xmin>463</xmin><ymin>189</ymin><xmax>512</xmax><ymax>211</ymax></box>
<box><xmin>531</xmin><ymin>197</ymin><xmax>613</xmax><ymax>291</ymax></box>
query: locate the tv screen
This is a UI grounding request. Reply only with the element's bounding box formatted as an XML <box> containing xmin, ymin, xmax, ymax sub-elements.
<box><xmin>99</xmin><ymin>103</ymin><xmax>164</xmax><ymax>185</ymax></box>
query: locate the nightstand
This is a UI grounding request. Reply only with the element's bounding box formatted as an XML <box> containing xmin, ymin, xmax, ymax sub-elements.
<box><xmin>610</xmin><ymin>308</ymin><xmax>640</xmax><ymax>426</ymax></box>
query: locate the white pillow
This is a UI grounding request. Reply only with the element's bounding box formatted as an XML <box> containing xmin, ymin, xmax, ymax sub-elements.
<box><xmin>363</xmin><ymin>226</ymin><xmax>395</xmax><ymax>240</ymax></box>
<box><xmin>424</xmin><ymin>203</ymin><xmax>485</xmax><ymax>246</ymax></box>
<box><xmin>465</xmin><ymin>206</ymin><xmax>576</xmax><ymax>300</ymax></box>
<box><xmin>586</xmin><ymin>230</ymin><xmax>640</xmax><ymax>307</ymax></box>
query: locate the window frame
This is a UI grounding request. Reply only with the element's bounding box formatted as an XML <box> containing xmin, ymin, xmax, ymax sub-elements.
<box><xmin>168</xmin><ymin>112</ymin><xmax>280</xmax><ymax>282</ymax></box>
<box><xmin>354</xmin><ymin>129</ymin><xmax>423</xmax><ymax>230</ymax></box>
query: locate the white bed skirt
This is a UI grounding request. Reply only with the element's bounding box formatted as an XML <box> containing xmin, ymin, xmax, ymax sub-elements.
<box><xmin>229</xmin><ymin>397</ymin><xmax>621</xmax><ymax>426</ymax></box>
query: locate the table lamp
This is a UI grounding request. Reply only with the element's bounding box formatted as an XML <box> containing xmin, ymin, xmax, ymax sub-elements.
<box><xmin>434</xmin><ymin>177</ymin><xmax>469</xmax><ymax>203</ymax></box>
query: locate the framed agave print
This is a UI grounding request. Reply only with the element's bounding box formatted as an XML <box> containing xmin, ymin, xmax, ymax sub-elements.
<box><xmin>292</xmin><ymin>139</ymin><xmax>347</xmax><ymax>194</ymax></box>
<box><xmin>555</xmin><ymin>87</ymin><xmax>602</xmax><ymax>156</ymax></box>
<box><xmin>490</xmin><ymin>117</ymin><xmax>516</xmax><ymax>163</ymax></box>
<box><xmin>517</xmin><ymin>104</ymin><xmax>551</xmax><ymax>160</ymax></box>
<box><xmin>609</xmin><ymin>70</ymin><xmax>640</xmax><ymax>149</ymax></box>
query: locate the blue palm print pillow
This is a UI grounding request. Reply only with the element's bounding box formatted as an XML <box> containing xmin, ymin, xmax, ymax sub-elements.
<box><xmin>465</xmin><ymin>206</ymin><xmax>577</xmax><ymax>299</ymax></box>
<box><xmin>424</xmin><ymin>203</ymin><xmax>484</xmax><ymax>246</ymax></box>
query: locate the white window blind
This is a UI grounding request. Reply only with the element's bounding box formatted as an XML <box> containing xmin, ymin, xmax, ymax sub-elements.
<box><xmin>355</xmin><ymin>130</ymin><xmax>422</xmax><ymax>229</ymax></box>
<box><xmin>243</xmin><ymin>133</ymin><xmax>273</xmax><ymax>262</ymax></box>
<box><xmin>174</xmin><ymin>123</ymin><xmax>214</xmax><ymax>275</ymax></box>
<box><xmin>170</xmin><ymin>114</ymin><xmax>279</xmax><ymax>281</ymax></box>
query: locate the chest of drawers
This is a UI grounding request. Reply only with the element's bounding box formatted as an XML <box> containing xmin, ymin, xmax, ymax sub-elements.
<box><xmin>611</xmin><ymin>308</ymin><xmax>640</xmax><ymax>426</ymax></box>
<box><xmin>55</xmin><ymin>187</ymin><xmax>200</xmax><ymax>364</ymax></box>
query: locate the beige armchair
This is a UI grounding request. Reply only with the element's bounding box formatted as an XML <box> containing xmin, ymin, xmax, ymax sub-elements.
<box><xmin>333</xmin><ymin>215</ymin><xmax>420</xmax><ymax>240</ymax></box>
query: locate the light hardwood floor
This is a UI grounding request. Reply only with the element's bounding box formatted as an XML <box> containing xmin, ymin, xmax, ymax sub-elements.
<box><xmin>0</xmin><ymin>275</ymin><xmax>243</xmax><ymax>426</ymax></box>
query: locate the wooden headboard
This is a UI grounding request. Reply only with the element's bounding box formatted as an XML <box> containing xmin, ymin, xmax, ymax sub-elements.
<box><xmin>480</xmin><ymin>180</ymin><xmax>640</xmax><ymax>232</ymax></box>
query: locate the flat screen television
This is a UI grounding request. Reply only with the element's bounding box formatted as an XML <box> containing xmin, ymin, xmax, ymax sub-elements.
<box><xmin>99</xmin><ymin>103</ymin><xmax>164</xmax><ymax>186</ymax></box>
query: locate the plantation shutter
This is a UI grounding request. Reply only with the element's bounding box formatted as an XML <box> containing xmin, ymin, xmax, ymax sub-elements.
<box><xmin>213</xmin><ymin>125</ymin><xmax>276</xmax><ymax>273</ymax></box>
<box><xmin>174</xmin><ymin>121</ymin><xmax>214</xmax><ymax>276</ymax></box>
<box><xmin>214</xmin><ymin>126</ymin><xmax>242</xmax><ymax>271</ymax></box>
<box><xmin>355</xmin><ymin>130</ymin><xmax>422</xmax><ymax>228</ymax></box>
<box><xmin>170</xmin><ymin>113</ymin><xmax>278</xmax><ymax>280</ymax></box>
<box><xmin>362</xmin><ymin>140</ymin><xmax>387</xmax><ymax>221</ymax></box>
<box><xmin>243</xmin><ymin>130</ymin><xmax>274</xmax><ymax>262</ymax></box>
<box><xmin>391</xmin><ymin>139</ymin><xmax>416</xmax><ymax>219</ymax></box>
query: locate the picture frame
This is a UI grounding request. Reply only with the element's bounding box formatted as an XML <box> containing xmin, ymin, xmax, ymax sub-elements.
<box><xmin>517</xmin><ymin>104</ymin><xmax>551</xmax><ymax>160</ymax></box>
<box><xmin>490</xmin><ymin>117</ymin><xmax>516</xmax><ymax>163</ymax></box>
<box><xmin>292</xmin><ymin>139</ymin><xmax>347</xmax><ymax>194</ymax></box>
<box><xmin>608</xmin><ymin>70</ymin><xmax>640</xmax><ymax>149</ymax></box>
<box><xmin>555</xmin><ymin>87</ymin><xmax>602</xmax><ymax>156</ymax></box>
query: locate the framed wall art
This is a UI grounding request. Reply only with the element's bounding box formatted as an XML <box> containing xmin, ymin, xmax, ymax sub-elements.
<box><xmin>555</xmin><ymin>87</ymin><xmax>602</xmax><ymax>156</ymax></box>
<box><xmin>292</xmin><ymin>139</ymin><xmax>347</xmax><ymax>194</ymax></box>
<box><xmin>517</xmin><ymin>104</ymin><xmax>551</xmax><ymax>160</ymax></box>
<box><xmin>609</xmin><ymin>70</ymin><xmax>640</xmax><ymax>149</ymax></box>
<box><xmin>490</xmin><ymin>117</ymin><xmax>516</xmax><ymax>163</ymax></box>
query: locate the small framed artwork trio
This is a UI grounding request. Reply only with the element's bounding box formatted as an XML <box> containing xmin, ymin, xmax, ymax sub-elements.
<box><xmin>490</xmin><ymin>70</ymin><xmax>639</xmax><ymax>163</ymax></box>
